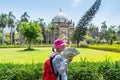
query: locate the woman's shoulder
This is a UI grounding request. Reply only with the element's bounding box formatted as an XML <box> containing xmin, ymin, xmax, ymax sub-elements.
<box><xmin>53</xmin><ymin>52</ymin><xmax>62</xmax><ymax>60</ymax></box>
<box><xmin>55</xmin><ymin>54</ymin><xmax>61</xmax><ymax>58</ymax></box>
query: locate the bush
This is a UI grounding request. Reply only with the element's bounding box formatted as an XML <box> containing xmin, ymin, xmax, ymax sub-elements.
<box><xmin>79</xmin><ymin>44</ymin><xmax>89</xmax><ymax>48</ymax></box>
<box><xmin>68</xmin><ymin>60</ymin><xmax>120</xmax><ymax>80</ymax></box>
<box><xmin>88</xmin><ymin>44</ymin><xmax>120</xmax><ymax>53</ymax></box>
<box><xmin>0</xmin><ymin>63</ymin><xmax>43</xmax><ymax>80</ymax></box>
<box><xmin>86</xmin><ymin>38</ymin><xmax>95</xmax><ymax>44</ymax></box>
<box><xmin>114</xmin><ymin>41</ymin><xmax>120</xmax><ymax>44</ymax></box>
<box><xmin>1</xmin><ymin>60</ymin><xmax>120</xmax><ymax>80</ymax></box>
<box><xmin>68</xmin><ymin>62</ymin><xmax>102</xmax><ymax>80</ymax></box>
<box><xmin>0</xmin><ymin>45</ymin><xmax>26</xmax><ymax>48</ymax></box>
<box><xmin>97</xmin><ymin>61</ymin><xmax>120</xmax><ymax>80</ymax></box>
<box><xmin>71</xmin><ymin>68</ymin><xmax>100</xmax><ymax>80</ymax></box>
<box><xmin>99</xmin><ymin>40</ymin><xmax>106</xmax><ymax>44</ymax></box>
<box><xmin>0</xmin><ymin>44</ymin><xmax>53</xmax><ymax>48</ymax></box>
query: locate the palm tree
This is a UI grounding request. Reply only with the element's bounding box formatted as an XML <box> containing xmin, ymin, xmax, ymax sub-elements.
<box><xmin>117</xmin><ymin>25</ymin><xmax>120</xmax><ymax>40</ymax></box>
<box><xmin>45</xmin><ymin>27</ymin><xmax>51</xmax><ymax>44</ymax></box>
<box><xmin>107</xmin><ymin>25</ymin><xmax>117</xmax><ymax>45</ymax></box>
<box><xmin>18</xmin><ymin>12</ymin><xmax>30</xmax><ymax>44</ymax></box>
<box><xmin>0</xmin><ymin>29</ymin><xmax>2</xmax><ymax>44</ymax></box>
<box><xmin>21</xmin><ymin>12</ymin><xmax>30</xmax><ymax>22</ymax></box>
<box><xmin>101</xmin><ymin>21</ymin><xmax>107</xmax><ymax>32</ymax></box>
<box><xmin>8</xmin><ymin>11</ymin><xmax>16</xmax><ymax>45</ymax></box>
<box><xmin>48</xmin><ymin>22</ymin><xmax>55</xmax><ymax>44</ymax></box>
<box><xmin>100</xmin><ymin>21</ymin><xmax>107</xmax><ymax>40</ymax></box>
<box><xmin>0</xmin><ymin>13</ymin><xmax>8</xmax><ymax>45</ymax></box>
<box><xmin>16</xmin><ymin>20</ymin><xmax>24</xmax><ymax>44</ymax></box>
<box><xmin>38</xmin><ymin>18</ymin><xmax>46</xmax><ymax>43</ymax></box>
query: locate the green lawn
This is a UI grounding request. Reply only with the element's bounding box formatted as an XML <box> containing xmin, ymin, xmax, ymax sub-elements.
<box><xmin>0</xmin><ymin>47</ymin><xmax>120</xmax><ymax>64</ymax></box>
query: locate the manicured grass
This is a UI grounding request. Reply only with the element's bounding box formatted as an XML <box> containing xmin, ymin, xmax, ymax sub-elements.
<box><xmin>0</xmin><ymin>48</ymin><xmax>52</xmax><ymax>64</ymax></box>
<box><xmin>74</xmin><ymin>48</ymin><xmax>120</xmax><ymax>62</ymax></box>
<box><xmin>0</xmin><ymin>47</ymin><xmax>120</xmax><ymax>64</ymax></box>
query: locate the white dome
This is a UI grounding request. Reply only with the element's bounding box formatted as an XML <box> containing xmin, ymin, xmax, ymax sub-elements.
<box><xmin>52</xmin><ymin>10</ymin><xmax>69</xmax><ymax>23</ymax></box>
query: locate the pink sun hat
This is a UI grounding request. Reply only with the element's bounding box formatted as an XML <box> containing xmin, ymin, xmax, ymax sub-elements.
<box><xmin>53</xmin><ymin>39</ymin><xmax>66</xmax><ymax>49</ymax></box>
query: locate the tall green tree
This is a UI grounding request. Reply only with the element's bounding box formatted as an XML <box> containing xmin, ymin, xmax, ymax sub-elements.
<box><xmin>8</xmin><ymin>11</ymin><xmax>16</xmax><ymax>45</ymax></box>
<box><xmin>100</xmin><ymin>21</ymin><xmax>107</xmax><ymax>40</ymax></box>
<box><xmin>101</xmin><ymin>21</ymin><xmax>107</xmax><ymax>32</ymax></box>
<box><xmin>89</xmin><ymin>23</ymin><xmax>95</xmax><ymax>38</ymax></box>
<box><xmin>116</xmin><ymin>25</ymin><xmax>120</xmax><ymax>40</ymax></box>
<box><xmin>45</xmin><ymin>27</ymin><xmax>51</xmax><ymax>44</ymax></box>
<box><xmin>0</xmin><ymin>13</ymin><xmax>8</xmax><ymax>45</ymax></box>
<box><xmin>48</xmin><ymin>22</ymin><xmax>55</xmax><ymax>44</ymax></box>
<box><xmin>0</xmin><ymin>29</ymin><xmax>2</xmax><ymax>44</ymax></box>
<box><xmin>20</xmin><ymin>21</ymin><xmax>42</xmax><ymax>49</ymax></box>
<box><xmin>72</xmin><ymin>0</ymin><xmax>102</xmax><ymax>47</ymax></box>
<box><xmin>16</xmin><ymin>20</ymin><xmax>23</xmax><ymax>44</ymax></box>
<box><xmin>21</xmin><ymin>12</ymin><xmax>30</xmax><ymax>22</ymax></box>
<box><xmin>19</xmin><ymin>12</ymin><xmax>30</xmax><ymax>44</ymax></box>
<box><xmin>107</xmin><ymin>25</ymin><xmax>117</xmax><ymax>45</ymax></box>
<box><xmin>72</xmin><ymin>25</ymin><xmax>87</xmax><ymax>46</ymax></box>
<box><xmin>38</xmin><ymin>18</ymin><xmax>46</xmax><ymax>43</ymax></box>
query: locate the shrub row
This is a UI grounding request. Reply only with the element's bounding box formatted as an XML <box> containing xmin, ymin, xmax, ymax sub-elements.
<box><xmin>0</xmin><ymin>44</ymin><xmax>53</xmax><ymax>48</ymax></box>
<box><xmin>113</xmin><ymin>41</ymin><xmax>120</xmax><ymax>44</ymax></box>
<box><xmin>88</xmin><ymin>44</ymin><xmax>120</xmax><ymax>53</ymax></box>
<box><xmin>0</xmin><ymin>45</ymin><xmax>26</xmax><ymax>48</ymax></box>
<box><xmin>0</xmin><ymin>44</ymin><xmax>74</xmax><ymax>48</ymax></box>
<box><xmin>0</xmin><ymin>63</ymin><xmax>43</xmax><ymax>80</ymax></box>
<box><xmin>68</xmin><ymin>60</ymin><xmax>120</xmax><ymax>80</ymax></box>
<box><xmin>71</xmin><ymin>44</ymin><xmax>120</xmax><ymax>53</ymax></box>
<box><xmin>1</xmin><ymin>60</ymin><xmax>120</xmax><ymax>80</ymax></box>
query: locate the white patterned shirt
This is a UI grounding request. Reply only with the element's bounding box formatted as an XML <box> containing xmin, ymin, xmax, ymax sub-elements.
<box><xmin>50</xmin><ymin>52</ymin><xmax>70</xmax><ymax>80</ymax></box>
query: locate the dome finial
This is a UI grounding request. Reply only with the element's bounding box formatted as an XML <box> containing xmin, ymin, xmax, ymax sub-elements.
<box><xmin>60</xmin><ymin>8</ymin><xmax>62</xmax><ymax>12</ymax></box>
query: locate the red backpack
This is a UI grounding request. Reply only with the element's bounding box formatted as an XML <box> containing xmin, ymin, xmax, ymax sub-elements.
<box><xmin>43</xmin><ymin>54</ymin><xmax>58</xmax><ymax>80</ymax></box>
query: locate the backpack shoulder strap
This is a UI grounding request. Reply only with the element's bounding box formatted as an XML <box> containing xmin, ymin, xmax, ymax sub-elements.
<box><xmin>50</xmin><ymin>53</ymin><xmax>59</xmax><ymax>76</ymax></box>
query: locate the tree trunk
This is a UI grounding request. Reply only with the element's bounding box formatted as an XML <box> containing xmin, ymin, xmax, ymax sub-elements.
<box><xmin>12</xmin><ymin>32</ymin><xmax>15</xmax><ymax>44</ymax></box>
<box><xmin>11</xmin><ymin>28</ymin><xmax>15</xmax><ymax>45</ymax></box>
<box><xmin>76</xmin><ymin>40</ymin><xmax>79</xmax><ymax>48</ymax></box>
<box><xmin>51</xmin><ymin>31</ymin><xmax>52</xmax><ymax>44</ymax></box>
<box><xmin>28</xmin><ymin>40</ymin><xmax>32</xmax><ymax>49</ymax></box>
<box><xmin>109</xmin><ymin>39</ymin><xmax>113</xmax><ymax>45</ymax></box>
<box><xmin>52</xmin><ymin>30</ymin><xmax>54</xmax><ymax>43</ymax></box>
<box><xmin>43</xmin><ymin>28</ymin><xmax>46</xmax><ymax>44</ymax></box>
<box><xmin>19</xmin><ymin>33</ymin><xmax>22</xmax><ymax>45</ymax></box>
<box><xmin>2</xmin><ymin>28</ymin><xmax>4</xmax><ymax>45</ymax></box>
<box><xmin>10</xmin><ymin>27</ymin><xmax>13</xmax><ymax>45</ymax></box>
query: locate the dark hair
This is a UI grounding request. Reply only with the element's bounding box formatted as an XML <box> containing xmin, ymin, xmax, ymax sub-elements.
<box><xmin>52</xmin><ymin>47</ymin><xmax>55</xmax><ymax>52</ymax></box>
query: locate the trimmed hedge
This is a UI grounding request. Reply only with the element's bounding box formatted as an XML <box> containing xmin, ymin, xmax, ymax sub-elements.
<box><xmin>0</xmin><ymin>63</ymin><xmax>43</xmax><ymax>80</ymax></box>
<box><xmin>0</xmin><ymin>45</ymin><xmax>26</xmax><ymax>48</ymax></box>
<box><xmin>71</xmin><ymin>44</ymin><xmax>120</xmax><ymax>53</ymax></box>
<box><xmin>0</xmin><ymin>44</ymin><xmax>53</xmax><ymax>48</ymax></box>
<box><xmin>88</xmin><ymin>44</ymin><xmax>120</xmax><ymax>53</ymax></box>
<box><xmin>68</xmin><ymin>60</ymin><xmax>120</xmax><ymax>80</ymax></box>
<box><xmin>1</xmin><ymin>60</ymin><xmax>120</xmax><ymax>80</ymax></box>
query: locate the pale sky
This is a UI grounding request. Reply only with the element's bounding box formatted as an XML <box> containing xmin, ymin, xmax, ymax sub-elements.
<box><xmin>0</xmin><ymin>0</ymin><xmax>120</xmax><ymax>31</ymax></box>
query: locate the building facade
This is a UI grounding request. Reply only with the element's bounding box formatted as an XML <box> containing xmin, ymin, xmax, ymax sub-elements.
<box><xmin>51</xmin><ymin>9</ymin><xmax>75</xmax><ymax>44</ymax></box>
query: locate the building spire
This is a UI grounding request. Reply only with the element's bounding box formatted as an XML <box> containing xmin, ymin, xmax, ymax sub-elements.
<box><xmin>60</xmin><ymin>8</ymin><xmax>62</xmax><ymax>12</ymax></box>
